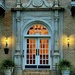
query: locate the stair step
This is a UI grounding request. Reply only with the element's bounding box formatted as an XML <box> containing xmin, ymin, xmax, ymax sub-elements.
<box><xmin>23</xmin><ymin>70</ymin><xmax>50</xmax><ymax>75</ymax></box>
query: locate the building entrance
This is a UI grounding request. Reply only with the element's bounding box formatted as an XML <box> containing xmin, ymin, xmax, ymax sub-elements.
<box><xmin>23</xmin><ymin>24</ymin><xmax>51</xmax><ymax>69</ymax></box>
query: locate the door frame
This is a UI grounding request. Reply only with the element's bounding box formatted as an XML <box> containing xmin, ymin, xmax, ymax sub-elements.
<box><xmin>23</xmin><ymin>36</ymin><xmax>51</xmax><ymax>69</ymax></box>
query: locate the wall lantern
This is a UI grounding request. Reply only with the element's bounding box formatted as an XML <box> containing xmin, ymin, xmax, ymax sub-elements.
<box><xmin>67</xmin><ymin>38</ymin><xmax>70</xmax><ymax>47</ymax></box>
<box><xmin>4</xmin><ymin>38</ymin><xmax>9</xmax><ymax>54</ymax></box>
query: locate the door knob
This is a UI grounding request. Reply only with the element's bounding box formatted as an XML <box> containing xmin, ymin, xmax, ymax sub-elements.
<box><xmin>36</xmin><ymin>49</ymin><xmax>39</xmax><ymax>55</ymax></box>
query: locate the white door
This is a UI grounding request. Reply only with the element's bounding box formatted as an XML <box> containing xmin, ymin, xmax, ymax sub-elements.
<box><xmin>24</xmin><ymin>38</ymin><xmax>50</xmax><ymax>69</ymax></box>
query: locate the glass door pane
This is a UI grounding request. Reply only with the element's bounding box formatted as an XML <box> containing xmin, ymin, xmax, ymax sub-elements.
<box><xmin>27</xmin><ymin>24</ymin><xmax>48</xmax><ymax>35</ymax></box>
<box><xmin>39</xmin><ymin>39</ymin><xmax>49</xmax><ymax>65</ymax></box>
<box><xmin>26</xmin><ymin>39</ymin><xmax>36</xmax><ymax>64</ymax></box>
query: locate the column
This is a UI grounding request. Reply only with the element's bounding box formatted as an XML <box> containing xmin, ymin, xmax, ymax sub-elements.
<box><xmin>54</xmin><ymin>11</ymin><xmax>59</xmax><ymax>52</ymax></box>
<box><xmin>16</xmin><ymin>11</ymin><xmax>21</xmax><ymax>51</ymax></box>
<box><xmin>16</xmin><ymin>0</ymin><xmax>21</xmax><ymax>8</ymax></box>
<box><xmin>53</xmin><ymin>10</ymin><xmax>60</xmax><ymax>70</ymax></box>
<box><xmin>0</xmin><ymin>16</ymin><xmax>3</xmax><ymax>49</ymax></box>
<box><xmin>14</xmin><ymin>11</ymin><xmax>22</xmax><ymax>75</ymax></box>
<box><xmin>54</xmin><ymin>0</ymin><xmax>59</xmax><ymax>7</ymax></box>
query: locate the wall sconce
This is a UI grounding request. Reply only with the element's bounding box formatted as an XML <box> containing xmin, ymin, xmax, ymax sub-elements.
<box><xmin>4</xmin><ymin>38</ymin><xmax>9</xmax><ymax>54</ymax></box>
<box><xmin>67</xmin><ymin>38</ymin><xmax>70</xmax><ymax>47</ymax></box>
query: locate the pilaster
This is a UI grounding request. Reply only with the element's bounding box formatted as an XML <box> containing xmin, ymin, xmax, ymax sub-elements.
<box><xmin>52</xmin><ymin>6</ymin><xmax>60</xmax><ymax>69</ymax></box>
<box><xmin>16</xmin><ymin>11</ymin><xmax>21</xmax><ymax>51</ymax></box>
<box><xmin>54</xmin><ymin>0</ymin><xmax>59</xmax><ymax>7</ymax></box>
<box><xmin>54</xmin><ymin>11</ymin><xmax>59</xmax><ymax>51</ymax></box>
<box><xmin>14</xmin><ymin>1</ymin><xmax>22</xmax><ymax>75</ymax></box>
<box><xmin>16</xmin><ymin>0</ymin><xmax>21</xmax><ymax>8</ymax></box>
<box><xmin>0</xmin><ymin>16</ymin><xmax>3</xmax><ymax>49</ymax></box>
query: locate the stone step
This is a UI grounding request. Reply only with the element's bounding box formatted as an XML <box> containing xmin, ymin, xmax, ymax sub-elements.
<box><xmin>0</xmin><ymin>70</ymin><xmax>61</xmax><ymax>75</ymax></box>
<box><xmin>23</xmin><ymin>70</ymin><xmax>61</xmax><ymax>75</ymax></box>
<box><xmin>23</xmin><ymin>70</ymin><xmax>51</xmax><ymax>75</ymax></box>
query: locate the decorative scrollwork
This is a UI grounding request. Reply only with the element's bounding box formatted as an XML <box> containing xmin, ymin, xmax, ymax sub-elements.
<box><xmin>54</xmin><ymin>15</ymin><xmax>59</xmax><ymax>22</ymax></box>
<box><xmin>16</xmin><ymin>16</ymin><xmax>21</xmax><ymax>22</ymax></box>
<box><xmin>22</xmin><ymin>0</ymin><xmax>53</xmax><ymax>8</ymax></box>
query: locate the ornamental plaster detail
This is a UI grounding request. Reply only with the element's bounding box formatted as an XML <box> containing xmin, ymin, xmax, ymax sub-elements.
<box><xmin>23</xmin><ymin>19</ymin><xmax>32</xmax><ymax>23</ymax></box>
<box><xmin>16</xmin><ymin>16</ymin><xmax>21</xmax><ymax>22</ymax></box>
<box><xmin>23</xmin><ymin>18</ymin><xmax>52</xmax><ymax>27</ymax></box>
<box><xmin>23</xmin><ymin>19</ymin><xmax>32</xmax><ymax>27</ymax></box>
<box><xmin>43</xmin><ymin>19</ymin><xmax>52</xmax><ymax>24</ymax></box>
<box><xmin>22</xmin><ymin>0</ymin><xmax>53</xmax><ymax>8</ymax></box>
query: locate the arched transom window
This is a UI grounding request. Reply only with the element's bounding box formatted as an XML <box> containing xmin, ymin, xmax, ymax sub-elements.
<box><xmin>27</xmin><ymin>24</ymin><xmax>48</xmax><ymax>35</ymax></box>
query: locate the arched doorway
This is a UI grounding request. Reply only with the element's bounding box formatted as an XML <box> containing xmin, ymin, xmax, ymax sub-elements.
<box><xmin>23</xmin><ymin>24</ymin><xmax>51</xmax><ymax>69</ymax></box>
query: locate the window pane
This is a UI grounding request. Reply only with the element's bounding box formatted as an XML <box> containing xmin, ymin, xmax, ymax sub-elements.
<box><xmin>43</xmin><ymin>60</ymin><xmax>45</xmax><ymax>64</ymax></box>
<box><xmin>27</xmin><ymin>49</ymin><xmax>29</xmax><ymax>53</ymax></box>
<box><xmin>46</xmin><ymin>60</ymin><xmax>48</xmax><ymax>64</ymax></box>
<box><xmin>26</xmin><ymin>39</ymin><xmax>36</xmax><ymax>64</ymax></box>
<box><xmin>33</xmin><ymin>55</ymin><xmax>35</xmax><ymax>59</ymax></box>
<box><xmin>27</xmin><ymin>55</ymin><xmax>29</xmax><ymax>59</ymax></box>
<box><xmin>27</xmin><ymin>24</ymin><xmax>48</xmax><ymax>35</ymax></box>
<box><xmin>40</xmin><ymin>55</ymin><xmax>42</xmax><ymax>59</ymax></box>
<box><xmin>40</xmin><ymin>39</ymin><xmax>49</xmax><ymax>65</ymax></box>
<box><xmin>27</xmin><ymin>60</ymin><xmax>29</xmax><ymax>64</ymax></box>
<box><xmin>30</xmin><ymin>60</ymin><xmax>32</xmax><ymax>64</ymax></box>
<box><xmin>40</xmin><ymin>60</ymin><xmax>42</xmax><ymax>64</ymax></box>
<box><xmin>33</xmin><ymin>60</ymin><xmax>35</xmax><ymax>64</ymax></box>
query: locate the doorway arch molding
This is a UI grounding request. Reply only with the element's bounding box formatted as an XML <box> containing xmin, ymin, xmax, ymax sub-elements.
<box><xmin>22</xmin><ymin>20</ymin><xmax>53</xmax><ymax>70</ymax></box>
<box><xmin>22</xmin><ymin>20</ymin><xmax>52</xmax><ymax>36</ymax></box>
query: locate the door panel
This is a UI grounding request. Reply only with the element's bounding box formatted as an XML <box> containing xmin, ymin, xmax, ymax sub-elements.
<box><xmin>26</xmin><ymin>39</ymin><xmax>36</xmax><ymax>64</ymax></box>
<box><xmin>25</xmin><ymin>38</ymin><xmax>50</xmax><ymax>69</ymax></box>
<box><xmin>39</xmin><ymin>39</ymin><xmax>49</xmax><ymax>65</ymax></box>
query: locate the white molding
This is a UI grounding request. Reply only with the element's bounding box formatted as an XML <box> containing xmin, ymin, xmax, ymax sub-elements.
<box><xmin>24</xmin><ymin>35</ymin><xmax>51</xmax><ymax>38</ymax></box>
<box><xmin>22</xmin><ymin>19</ymin><xmax>52</xmax><ymax>36</ymax></box>
<box><xmin>0</xmin><ymin>16</ymin><xmax>3</xmax><ymax>49</ymax></box>
<box><xmin>22</xmin><ymin>0</ymin><xmax>53</xmax><ymax>8</ymax></box>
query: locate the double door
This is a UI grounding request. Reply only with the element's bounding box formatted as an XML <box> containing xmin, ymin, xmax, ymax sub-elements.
<box><xmin>24</xmin><ymin>38</ymin><xmax>50</xmax><ymax>69</ymax></box>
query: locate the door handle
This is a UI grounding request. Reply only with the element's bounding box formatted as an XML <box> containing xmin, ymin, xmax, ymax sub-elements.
<box><xmin>36</xmin><ymin>49</ymin><xmax>37</xmax><ymax>55</ymax></box>
<box><xmin>36</xmin><ymin>49</ymin><xmax>39</xmax><ymax>55</ymax></box>
<box><xmin>23</xmin><ymin>50</ymin><xmax>24</xmax><ymax>57</ymax></box>
<box><xmin>38</xmin><ymin>49</ymin><xmax>39</xmax><ymax>55</ymax></box>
